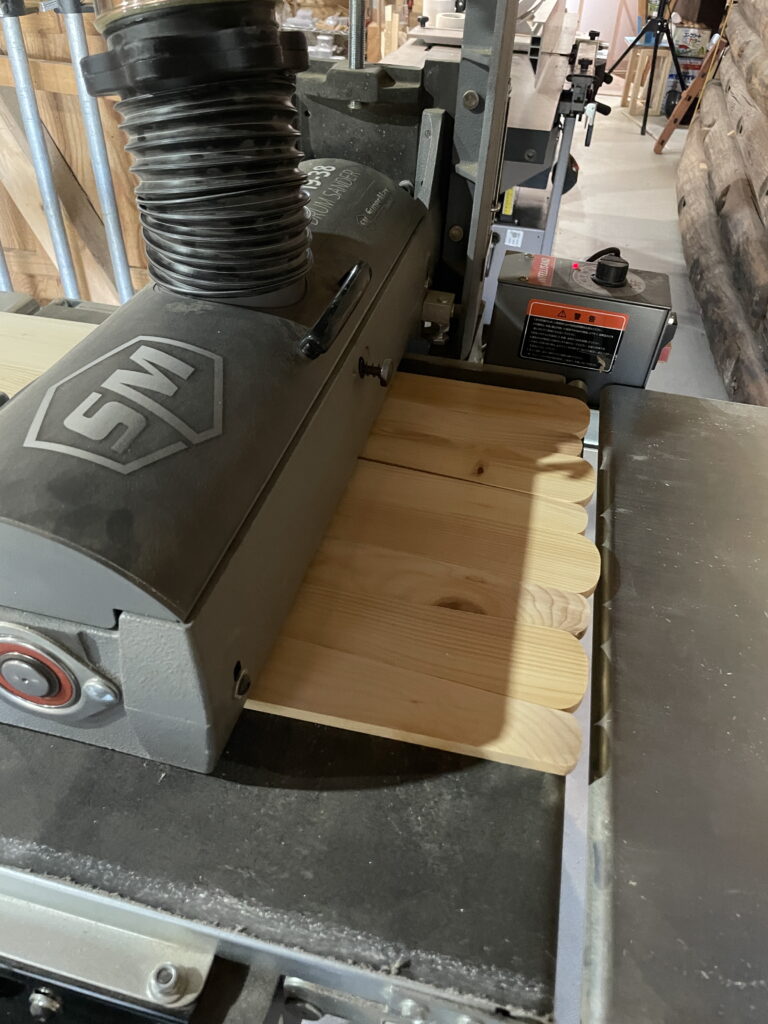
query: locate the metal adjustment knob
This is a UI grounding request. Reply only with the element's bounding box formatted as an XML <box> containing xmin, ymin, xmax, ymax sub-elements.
<box><xmin>358</xmin><ymin>357</ymin><xmax>394</xmax><ymax>387</ymax></box>
<box><xmin>593</xmin><ymin>253</ymin><xmax>629</xmax><ymax>288</ymax></box>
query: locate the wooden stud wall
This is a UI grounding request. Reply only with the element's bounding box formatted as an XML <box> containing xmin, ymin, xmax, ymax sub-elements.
<box><xmin>0</xmin><ymin>11</ymin><xmax>148</xmax><ymax>304</ymax></box>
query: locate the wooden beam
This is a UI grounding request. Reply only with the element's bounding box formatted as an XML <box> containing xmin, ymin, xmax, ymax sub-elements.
<box><xmin>0</xmin><ymin>54</ymin><xmax>78</xmax><ymax>97</ymax></box>
<box><xmin>0</xmin><ymin>310</ymin><xmax>92</xmax><ymax>397</ymax></box>
<box><xmin>0</xmin><ymin>90</ymin><xmax>119</xmax><ymax>303</ymax></box>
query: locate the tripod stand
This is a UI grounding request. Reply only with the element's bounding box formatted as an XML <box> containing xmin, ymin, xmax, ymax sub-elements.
<box><xmin>609</xmin><ymin>0</ymin><xmax>687</xmax><ymax>136</ymax></box>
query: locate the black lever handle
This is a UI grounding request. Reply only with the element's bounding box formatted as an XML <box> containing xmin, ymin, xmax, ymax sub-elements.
<box><xmin>298</xmin><ymin>261</ymin><xmax>372</xmax><ymax>360</ymax></box>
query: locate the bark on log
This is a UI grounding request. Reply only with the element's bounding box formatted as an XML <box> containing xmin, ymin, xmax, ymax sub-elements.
<box><xmin>677</xmin><ymin>121</ymin><xmax>768</xmax><ymax>405</ymax></box>
<box><xmin>698</xmin><ymin>80</ymin><xmax>768</xmax><ymax>324</ymax></box>
<box><xmin>727</xmin><ymin>6</ymin><xmax>768</xmax><ymax>117</ymax></box>
<box><xmin>719</xmin><ymin>52</ymin><xmax>768</xmax><ymax>227</ymax></box>
<box><xmin>740</xmin><ymin>0</ymin><xmax>768</xmax><ymax>42</ymax></box>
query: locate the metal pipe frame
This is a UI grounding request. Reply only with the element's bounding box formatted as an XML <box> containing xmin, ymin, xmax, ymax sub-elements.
<box><xmin>1</xmin><ymin>14</ymin><xmax>81</xmax><ymax>300</ymax></box>
<box><xmin>62</xmin><ymin>7</ymin><xmax>134</xmax><ymax>303</ymax></box>
<box><xmin>541</xmin><ymin>113</ymin><xmax>575</xmax><ymax>255</ymax></box>
<box><xmin>0</xmin><ymin>239</ymin><xmax>12</xmax><ymax>292</ymax></box>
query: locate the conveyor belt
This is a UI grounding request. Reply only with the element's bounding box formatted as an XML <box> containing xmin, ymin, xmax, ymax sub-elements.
<box><xmin>0</xmin><ymin>713</ymin><xmax>563</xmax><ymax>1020</ymax></box>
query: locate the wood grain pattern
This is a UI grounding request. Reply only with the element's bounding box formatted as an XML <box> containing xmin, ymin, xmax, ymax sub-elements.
<box><xmin>248</xmin><ymin>639</ymin><xmax>583</xmax><ymax>775</ymax></box>
<box><xmin>327</xmin><ymin>494</ymin><xmax>599</xmax><ymax>595</ymax></box>
<box><xmin>340</xmin><ymin>460</ymin><xmax>588</xmax><ymax>535</ymax></box>
<box><xmin>388</xmin><ymin>372</ymin><xmax>590</xmax><ymax>437</ymax></box>
<box><xmin>0</xmin><ymin>311</ymin><xmax>91</xmax><ymax>396</ymax></box>
<box><xmin>0</xmin><ymin>55</ymin><xmax>79</xmax><ymax>96</ymax></box>
<box><xmin>0</xmin><ymin>92</ymin><xmax>119</xmax><ymax>303</ymax></box>
<box><xmin>305</xmin><ymin>539</ymin><xmax>591</xmax><ymax>635</ymax></box>
<box><xmin>0</xmin><ymin>9</ymin><xmax>145</xmax><ymax>302</ymax></box>
<box><xmin>373</xmin><ymin>394</ymin><xmax>584</xmax><ymax>456</ymax></box>
<box><xmin>363</xmin><ymin>433</ymin><xmax>596</xmax><ymax>505</ymax></box>
<box><xmin>283</xmin><ymin>586</ymin><xmax>588</xmax><ymax>710</ymax></box>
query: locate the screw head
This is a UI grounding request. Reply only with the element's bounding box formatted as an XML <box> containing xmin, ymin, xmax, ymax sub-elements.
<box><xmin>524</xmin><ymin>148</ymin><xmax>537</xmax><ymax>161</ymax></box>
<box><xmin>448</xmin><ymin>225</ymin><xmax>464</xmax><ymax>243</ymax></box>
<box><xmin>148</xmin><ymin>962</ymin><xmax>186</xmax><ymax>1004</ymax></box>
<box><xmin>462</xmin><ymin>89</ymin><xmax>480</xmax><ymax>110</ymax></box>
<box><xmin>28</xmin><ymin>988</ymin><xmax>63</xmax><ymax>1021</ymax></box>
<box><xmin>82</xmin><ymin>678</ymin><xmax>120</xmax><ymax>705</ymax></box>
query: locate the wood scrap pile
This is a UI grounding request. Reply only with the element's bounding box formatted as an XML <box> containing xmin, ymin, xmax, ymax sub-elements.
<box><xmin>677</xmin><ymin>0</ymin><xmax>768</xmax><ymax>403</ymax></box>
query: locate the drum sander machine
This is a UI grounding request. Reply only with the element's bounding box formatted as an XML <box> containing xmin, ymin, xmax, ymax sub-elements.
<box><xmin>0</xmin><ymin>0</ymin><xmax>438</xmax><ymax>770</ymax></box>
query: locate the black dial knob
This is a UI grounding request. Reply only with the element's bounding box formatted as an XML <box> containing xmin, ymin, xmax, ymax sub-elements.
<box><xmin>417</xmin><ymin>14</ymin><xmax>428</xmax><ymax>27</ymax></box>
<box><xmin>593</xmin><ymin>253</ymin><xmax>629</xmax><ymax>288</ymax></box>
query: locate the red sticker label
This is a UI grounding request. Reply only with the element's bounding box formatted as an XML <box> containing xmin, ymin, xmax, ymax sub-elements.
<box><xmin>520</xmin><ymin>300</ymin><xmax>630</xmax><ymax>373</ymax></box>
<box><xmin>527</xmin><ymin>300</ymin><xmax>629</xmax><ymax>331</ymax></box>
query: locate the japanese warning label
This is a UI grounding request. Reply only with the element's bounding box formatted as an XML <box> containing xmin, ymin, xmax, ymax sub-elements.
<box><xmin>520</xmin><ymin>300</ymin><xmax>629</xmax><ymax>372</ymax></box>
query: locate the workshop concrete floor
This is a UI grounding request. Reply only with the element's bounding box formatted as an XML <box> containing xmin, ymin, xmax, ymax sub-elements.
<box><xmin>553</xmin><ymin>96</ymin><xmax>728</xmax><ymax>401</ymax></box>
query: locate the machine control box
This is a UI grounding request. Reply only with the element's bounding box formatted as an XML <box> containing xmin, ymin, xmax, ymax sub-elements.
<box><xmin>486</xmin><ymin>252</ymin><xmax>675</xmax><ymax>403</ymax></box>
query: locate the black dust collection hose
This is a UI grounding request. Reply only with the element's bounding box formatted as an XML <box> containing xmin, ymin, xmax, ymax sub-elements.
<box><xmin>82</xmin><ymin>0</ymin><xmax>312</xmax><ymax>304</ymax></box>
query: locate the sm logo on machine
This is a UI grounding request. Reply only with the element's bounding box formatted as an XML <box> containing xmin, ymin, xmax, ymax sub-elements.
<box><xmin>24</xmin><ymin>337</ymin><xmax>223</xmax><ymax>474</ymax></box>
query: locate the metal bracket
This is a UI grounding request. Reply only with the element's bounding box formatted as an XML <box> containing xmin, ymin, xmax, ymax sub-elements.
<box><xmin>283</xmin><ymin>977</ymin><xmax>490</xmax><ymax>1024</ymax></box>
<box><xmin>0</xmin><ymin>881</ymin><xmax>215</xmax><ymax>1015</ymax></box>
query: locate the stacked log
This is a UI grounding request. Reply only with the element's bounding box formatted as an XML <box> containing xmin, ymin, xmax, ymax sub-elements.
<box><xmin>677</xmin><ymin>0</ymin><xmax>768</xmax><ymax>403</ymax></box>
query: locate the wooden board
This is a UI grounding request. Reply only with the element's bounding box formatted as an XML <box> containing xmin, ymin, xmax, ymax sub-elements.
<box><xmin>305</xmin><ymin>539</ymin><xmax>591</xmax><ymax>634</ymax></box>
<box><xmin>281</xmin><ymin>587</ymin><xmax>588</xmax><ymax>710</ymax></box>
<box><xmin>0</xmin><ymin>312</ymin><xmax>598</xmax><ymax>774</ymax></box>
<box><xmin>365</xmin><ymin>373</ymin><xmax>595</xmax><ymax>503</ymax></box>
<box><xmin>248</xmin><ymin>641</ymin><xmax>583</xmax><ymax>776</ymax></box>
<box><xmin>0</xmin><ymin>311</ymin><xmax>91</xmax><ymax>396</ymax></box>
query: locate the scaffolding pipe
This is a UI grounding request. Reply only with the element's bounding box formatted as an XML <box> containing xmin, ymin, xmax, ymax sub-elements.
<box><xmin>63</xmin><ymin>8</ymin><xmax>134</xmax><ymax>303</ymax></box>
<box><xmin>1</xmin><ymin>15</ymin><xmax>81</xmax><ymax>299</ymax></box>
<box><xmin>0</xmin><ymin>239</ymin><xmax>12</xmax><ymax>292</ymax></box>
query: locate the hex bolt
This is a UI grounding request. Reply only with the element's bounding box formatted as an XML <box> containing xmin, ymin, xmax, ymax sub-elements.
<box><xmin>448</xmin><ymin>225</ymin><xmax>464</xmax><ymax>243</ymax></box>
<box><xmin>148</xmin><ymin>962</ymin><xmax>186</xmax><ymax>1004</ymax></box>
<box><xmin>462</xmin><ymin>89</ymin><xmax>480</xmax><ymax>110</ymax></box>
<box><xmin>28</xmin><ymin>987</ymin><xmax>63</xmax><ymax>1021</ymax></box>
<box><xmin>358</xmin><ymin>357</ymin><xmax>394</xmax><ymax>387</ymax></box>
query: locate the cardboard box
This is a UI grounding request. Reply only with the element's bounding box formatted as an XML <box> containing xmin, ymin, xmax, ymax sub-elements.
<box><xmin>672</xmin><ymin>25</ymin><xmax>712</xmax><ymax>57</ymax></box>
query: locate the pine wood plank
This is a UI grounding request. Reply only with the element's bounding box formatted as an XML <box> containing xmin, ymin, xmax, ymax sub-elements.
<box><xmin>341</xmin><ymin>460</ymin><xmax>588</xmax><ymax>535</ymax></box>
<box><xmin>284</xmin><ymin>587</ymin><xmax>588</xmax><ymax>710</ymax></box>
<box><xmin>388</xmin><ymin>372</ymin><xmax>590</xmax><ymax>437</ymax></box>
<box><xmin>307</xmin><ymin>538</ymin><xmax>591</xmax><ymax>634</ymax></box>
<box><xmin>363</xmin><ymin>433</ymin><xmax>596</xmax><ymax>505</ymax></box>
<box><xmin>373</xmin><ymin>395</ymin><xmax>584</xmax><ymax>456</ymax></box>
<box><xmin>327</xmin><ymin>495</ymin><xmax>600</xmax><ymax>595</ymax></box>
<box><xmin>248</xmin><ymin>639</ymin><xmax>583</xmax><ymax>775</ymax></box>
<box><xmin>0</xmin><ymin>312</ymin><xmax>91</xmax><ymax>396</ymax></box>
